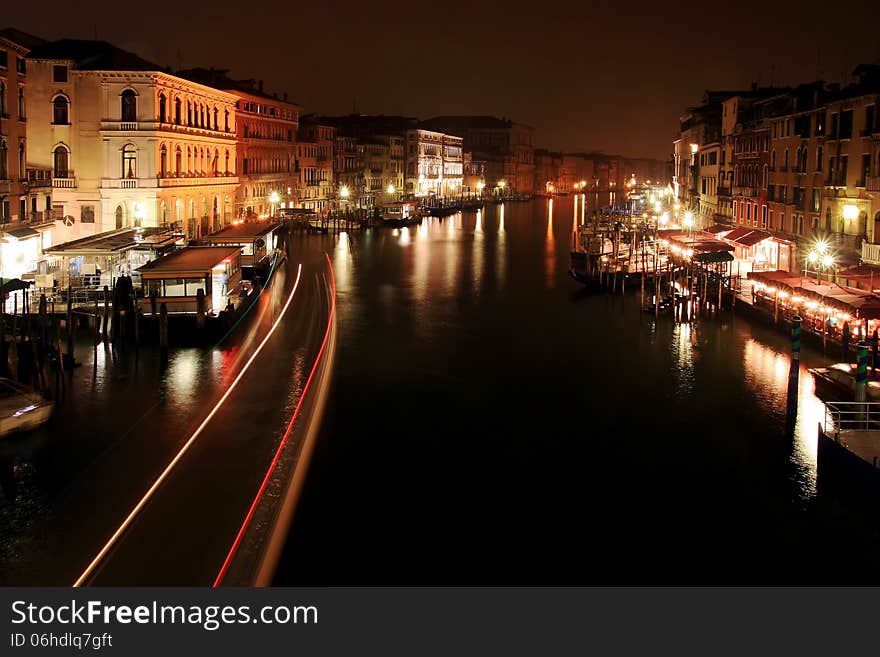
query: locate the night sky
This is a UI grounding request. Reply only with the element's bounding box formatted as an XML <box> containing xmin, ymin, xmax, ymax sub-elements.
<box><xmin>6</xmin><ymin>1</ymin><xmax>879</xmax><ymax>159</ymax></box>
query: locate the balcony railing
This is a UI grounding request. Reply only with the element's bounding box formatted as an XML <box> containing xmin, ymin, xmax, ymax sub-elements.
<box><xmin>157</xmin><ymin>174</ymin><xmax>238</xmax><ymax>188</ymax></box>
<box><xmin>733</xmin><ymin>186</ymin><xmax>757</xmax><ymax>197</ymax></box>
<box><xmin>863</xmin><ymin>242</ymin><xmax>880</xmax><ymax>266</ymax></box>
<box><xmin>52</xmin><ymin>177</ymin><xmax>76</xmax><ymax>188</ymax></box>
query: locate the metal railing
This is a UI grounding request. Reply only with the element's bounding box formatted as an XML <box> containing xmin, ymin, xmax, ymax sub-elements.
<box><xmin>823</xmin><ymin>401</ymin><xmax>880</xmax><ymax>436</ymax></box>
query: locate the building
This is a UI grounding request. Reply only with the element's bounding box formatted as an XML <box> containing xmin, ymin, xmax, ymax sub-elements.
<box><xmin>421</xmin><ymin>116</ymin><xmax>535</xmax><ymax>194</ymax></box>
<box><xmin>176</xmin><ymin>69</ymin><xmax>299</xmax><ymax>218</ymax></box>
<box><xmin>25</xmin><ymin>39</ymin><xmax>239</xmax><ymax>248</ymax></box>
<box><xmin>297</xmin><ymin>118</ymin><xmax>334</xmax><ymax>212</ymax></box>
<box><xmin>0</xmin><ymin>28</ymin><xmax>50</xmax><ymax>279</ymax></box>
<box><xmin>404</xmin><ymin>127</ymin><xmax>463</xmax><ymax>198</ymax></box>
<box><xmin>463</xmin><ymin>152</ymin><xmax>487</xmax><ymax>196</ymax></box>
<box><xmin>820</xmin><ymin>66</ymin><xmax>880</xmax><ymax>257</ymax></box>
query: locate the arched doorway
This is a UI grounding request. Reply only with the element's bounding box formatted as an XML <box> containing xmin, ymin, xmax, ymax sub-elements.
<box><xmin>212</xmin><ymin>196</ymin><xmax>219</xmax><ymax>231</ymax></box>
<box><xmin>115</xmin><ymin>205</ymin><xmax>123</xmax><ymax>229</ymax></box>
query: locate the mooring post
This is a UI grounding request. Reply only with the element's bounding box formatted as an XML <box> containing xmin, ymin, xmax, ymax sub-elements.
<box><xmin>196</xmin><ymin>288</ymin><xmax>206</xmax><ymax>330</ymax></box>
<box><xmin>856</xmin><ymin>341</ymin><xmax>869</xmax><ymax>403</ymax></box>
<box><xmin>873</xmin><ymin>328</ymin><xmax>879</xmax><ymax>378</ymax></box>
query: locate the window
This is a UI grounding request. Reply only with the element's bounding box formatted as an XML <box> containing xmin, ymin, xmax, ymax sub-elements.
<box><xmin>0</xmin><ymin>139</ymin><xmax>7</xmax><ymax>179</ymax></box>
<box><xmin>18</xmin><ymin>87</ymin><xmax>24</xmax><ymax>119</ymax></box>
<box><xmin>159</xmin><ymin>93</ymin><xmax>167</xmax><ymax>123</ymax></box>
<box><xmin>0</xmin><ymin>81</ymin><xmax>5</xmax><ymax>115</ymax></box>
<box><xmin>213</xmin><ymin>106</ymin><xmax>218</xmax><ymax>131</ymax></box>
<box><xmin>18</xmin><ymin>140</ymin><xmax>23</xmax><ymax>180</ymax></box>
<box><xmin>53</xmin><ymin>146</ymin><xmax>69</xmax><ymax>178</ymax></box>
<box><xmin>224</xmin><ymin>109</ymin><xmax>229</xmax><ymax>132</ymax></box>
<box><xmin>81</xmin><ymin>205</ymin><xmax>95</xmax><ymax>223</ymax></box>
<box><xmin>811</xmin><ymin>188</ymin><xmax>820</xmax><ymax>213</ymax></box>
<box><xmin>52</xmin><ymin>65</ymin><xmax>68</xmax><ymax>83</ymax></box>
<box><xmin>816</xmin><ymin>146</ymin><xmax>823</xmax><ymax>172</ymax></box>
<box><xmin>175</xmin><ymin>146</ymin><xmax>182</xmax><ymax>174</ymax></box>
<box><xmin>122</xmin><ymin>144</ymin><xmax>137</xmax><ymax>178</ymax></box>
<box><xmin>16</xmin><ymin>57</ymin><xmax>25</xmax><ymax>74</ymax></box>
<box><xmin>761</xmin><ymin>205</ymin><xmax>767</xmax><ymax>228</ymax></box>
<box><xmin>52</xmin><ymin>95</ymin><xmax>69</xmax><ymax>124</ymax></box>
<box><xmin>867</xmin><ymin>106</ymin><xmax>876</xmax><ymax>135</ymax></box>
<box><xmin>174</xmin><ymin>97</ymin><xmax>182</xmax><ymax>125</ymax></box>
<box><xmin>840</xmin><ymin>109</ymin><xmax>853</xmax><ymax>139</ymax></box>
<box><xmin>0</xmin><ymin>51</ymin><xmax>7</xmax><ymax>68</ymax></box>
<box><xmin>121</xmin><ymin>89</ymin><xmax>137</xmax><ymax>122</ymax></box>
<box><xmin>160</xmin><ymin>144</ymin><xmax>168</xmax><ymax>177</ymax></box>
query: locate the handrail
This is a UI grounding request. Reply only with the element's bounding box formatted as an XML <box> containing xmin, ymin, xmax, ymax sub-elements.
<box><xmin>823</xmin><ymin>400</ymin><xmax>880</xmax><ymax>436</ymax></box>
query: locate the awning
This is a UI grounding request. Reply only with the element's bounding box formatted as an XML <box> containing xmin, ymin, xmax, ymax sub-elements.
<box><xmin>721</xmin><ymin>227</ymin><xmax>752</xmax><ymax>242</ymax></box>
<box><xmin>2</xmin><ymin>226</ymin><xmax>40</xmax><ymax>239</ymax></box>
<box><xmin>0</xmin><ymin>278</ymin><xmax>33</xmax><ymax>294</ymax></box>
<box><xmin>694</xmin><ymin>251</ymin><xmax>734</xmax><ymax>263</ymax></box>
<box><xmin>734</xmin><ymin>230</ymin><xmax>771</xmax><ymax>247</ymax></box>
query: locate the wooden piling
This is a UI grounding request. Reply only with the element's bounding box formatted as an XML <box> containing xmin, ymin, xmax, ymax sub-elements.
<box><xmin>196</xmin><ymin>288</ymin><xmax>206</xmax><ymax>330</ymax></box>
<box><xmin>103</xmin><ymin>285</ymin><xmax>110</xmax><ymax>338</ymax></box>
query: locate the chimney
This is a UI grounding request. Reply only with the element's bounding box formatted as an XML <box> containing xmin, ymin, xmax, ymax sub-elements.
<box><xmin>258</xmin><ymin>80</ymin><xmax>264</xmax><ymax>93</ymax></box>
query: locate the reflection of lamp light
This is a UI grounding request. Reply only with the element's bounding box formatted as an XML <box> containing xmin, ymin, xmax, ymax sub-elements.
<box><xmin>843</xmin><ymin>204</ymin><xmax>859</xmax><ymax>220</ymax></box>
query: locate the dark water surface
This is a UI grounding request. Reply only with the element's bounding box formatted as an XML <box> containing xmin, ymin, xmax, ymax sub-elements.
<box><xmin>279</xmin><ymin>197</ymin><xmax>880</xmax><ymax>584</ymax></box>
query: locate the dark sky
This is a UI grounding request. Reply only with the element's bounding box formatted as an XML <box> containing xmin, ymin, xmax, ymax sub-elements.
<box><xmin>6</xmin><ymin>1</ymin><xmax>879</xmax><ymax>159</ymax></box>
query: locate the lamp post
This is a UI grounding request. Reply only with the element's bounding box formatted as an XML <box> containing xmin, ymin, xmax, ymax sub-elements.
<box><xmin>497</xmin><ymin>179</ymin><xmax>506</xmax><ymax>201</ymax></box>
<box><xmin>805</xmin><ymin>240</ymin><xmax>834</xmax><ymax>284</ymax></box>
<box><xmin>268</xmin><ymin>190</ymin><xmax>280</xmax><ymax>218</ymax></box>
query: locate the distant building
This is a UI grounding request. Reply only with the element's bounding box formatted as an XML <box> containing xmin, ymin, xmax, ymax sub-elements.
<box><xmin>297</xmin><ymin>118</ymin><xmax>334</xmax><ymax>211</ymax></box>
<box><xmin>421</xmin><ymin>116</ymin><xmax>535</xmax><ymax>194</ymax></box>
<box><xmin>405</xmin><ymin>128</ymin><xmax>463</xmax><ymax>198</ymax></box>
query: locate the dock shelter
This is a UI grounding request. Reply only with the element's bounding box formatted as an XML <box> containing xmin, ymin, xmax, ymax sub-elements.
<box><xmin>43</xmin><ymin>227</ymin><xmax>180</xmax><ymax>290</ymax></box>
<box><xmin>136</xmin><ymin>246</ymin><xmax>242</xmax><ymax>314</ymax></box>
<box><xmin>202</xmin><ymin>221</ymin><xmax>281</xmax><ymax>267</ymax></box>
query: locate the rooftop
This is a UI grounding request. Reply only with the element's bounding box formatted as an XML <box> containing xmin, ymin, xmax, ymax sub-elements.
<box><xmin>0</xmin><ymin>27</ymin><xmax>46</xmax><ymax>51</ymax></box>
<box><xmin>137</xmin><ymin>246</ymin><xmax>241</xmax><ymax>275</ymax></box>
<box><xmin>46</xmin><ymin>227</ymin><xmax>178</xmax><ymax>255</ymax></box>
<box><xmin>26</xmin><ymin>38</ymin><xmax>161</xmax><ymax>71</ymax></box>
<box><xmin>204</xmin><ymin>221</ymin><xmax>281</xmax><ymax>241</ymax></box>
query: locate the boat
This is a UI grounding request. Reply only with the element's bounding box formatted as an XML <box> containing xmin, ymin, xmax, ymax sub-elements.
<box><xmin>0</xmin><ymin>378</ymin><xmax>53</xmax><ymax>436</ymax></box>
<box><xmin>809</xmin><ymin>363</ymin><xmax>880</xmax><ymax>401</ymax></box>
<box><xmin>382</xmin><ymin>201</ymin><xmax>423</xmax><ymax>227</ymax></box>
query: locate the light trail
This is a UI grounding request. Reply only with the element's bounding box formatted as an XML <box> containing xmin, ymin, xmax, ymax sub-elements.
<box><xmin>213</xmin><ymin>253</ymin><xmax>336</xmax><ymax>587</ymax></box>
<box><xmin>72</xmin><ymin>264</ymin><xmax>304</xmax><ymax>587</ymax></box>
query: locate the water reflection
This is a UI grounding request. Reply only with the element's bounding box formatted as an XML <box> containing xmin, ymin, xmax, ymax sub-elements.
<box><xmin>545</xmin><ymin>199</ymin><xmax>555</xmax><ymax>289</ymax></box>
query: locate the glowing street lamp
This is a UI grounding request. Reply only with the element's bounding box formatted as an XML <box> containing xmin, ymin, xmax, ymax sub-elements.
<box><xmin>340</xmin><ymin>185</ymin><xmax>350</xmax><ymax>198</ymax></box>
<box><xmin>387</xmin><ymin>183</ymin><xmax>396</xmax><ymax>195</ymax></box>
<box><xmin>683</xmin><ymin>210</ymin><xmax>695</xmax><ymax>229</ymax></box>
<box><xmin>806</xmin><ymin>241</ymin><xmax>835</xmax><ymax>283</ymax></box>
<box><xmin>843</xmin><ymin>204</ymin><xmax>859</xmax><ymax>221</ymax></box>
<box><xmin>268</xmin><ymin>190</ymin><xmax>280</xmax><ymax>217</ymax></box>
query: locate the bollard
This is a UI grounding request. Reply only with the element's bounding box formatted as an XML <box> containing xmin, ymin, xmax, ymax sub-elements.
<box><xmin>856</xmin><ymin>341</ymin><xmax>868</xmax><ymax>403</ymax></box>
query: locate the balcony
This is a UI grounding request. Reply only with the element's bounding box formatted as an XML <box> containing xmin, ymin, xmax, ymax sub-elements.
<box><xmin>867</xmin><ymin>177</ymin><xmax>880</xmax><ymax>192</ymax></box>
<box><xmin>102</xmin><ymin>178</ymin><xmax>140</xmax><ymax>189</ymax></box>
<box><xmin>52</xmin><ymin>177</ymin><xmax>76</xmax><ymax>189</ymax></box>
<box><xmin>863</xmin><ymin>242</ymin><xmax>880</xmax><ymax>266</ymax></box>
<box><xmin>733</xmin><ymin>186</ymin><xmax>757</xmax><ymax>197</ymax></box>
<box><xmin>157</xmin><ymin>174</ymin><xmax>238</xmax><ymax>188</ymax></box>
<box><xmin>717</xmin><ymin>186</ymin><xmax>731</xmax><ymax>197</ymax></box>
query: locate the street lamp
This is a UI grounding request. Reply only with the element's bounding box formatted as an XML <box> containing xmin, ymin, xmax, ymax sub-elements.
<box><xmin>387</xmin><ymin>183</ymin><xmax>395</xmax><ymax>195</ymax></box>
<box><xmin>683</xmin><ymin>210</ymin><xmax>695</xmax><ymax>231</ymax></box>
<box><xmin>268</xmin><ymin>190</ymin><xmax>280</xmax><ymax>217</ymax></box>
<box><xmin>476</xmin><ymin>181</ymin><xmax>485</xmax><ymax>197</ymax></box>
<box><xmin>806</xmin><ymin>239</ymin><xmax>834</xmax><ymax>283</ymax></box>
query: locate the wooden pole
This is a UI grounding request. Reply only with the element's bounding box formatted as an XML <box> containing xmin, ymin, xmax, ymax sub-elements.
<box><xmin>103</xmin><ymin>285</ymin><xmax>110</xmax><ymax>339</ymax></box>
<box><xmin>159</xmin><ymin>302</ymin><xmax>169</xmax><ymax>356</ymax></box>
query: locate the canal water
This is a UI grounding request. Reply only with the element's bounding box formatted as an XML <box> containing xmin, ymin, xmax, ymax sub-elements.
<box><xmin>279</xmin><ymin>197</ymin><xmax>880</xmax><ymax>584</ymax></box>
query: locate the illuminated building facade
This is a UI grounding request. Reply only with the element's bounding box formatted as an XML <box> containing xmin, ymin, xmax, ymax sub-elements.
<box><xmin>297</xmin><ymin>119</ymin><xmax>334</xmax><ymax>211</ymax></box>
<box><xmin>176</xmin><ymin>70</ymin><xmax>299</xmax><ymax>218</ymax></box>
<box><xmin>26</xmin><ymin>39</ymin><xmax>238</xmax><ymax>244</ymax></box>
<box><xmin>404</xmin><ymin>128</ymin><xmax>463</xmax><ymax>198</ymax></box>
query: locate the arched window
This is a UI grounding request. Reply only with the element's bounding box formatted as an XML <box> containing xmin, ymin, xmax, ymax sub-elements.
<box><xmin>213</xmin><ymin>106</ymin><xmax>218</xmax><ymax>131</ymax></box>
<box><xmin>175</xmin><ymin>146</ymin><xmax>182</xmax><ymax>175</ymax></box>
<box><xmin>771</xmin><ymin>150</ymin><xmax>776</xmax><ymax>169</ymax></box>
<box><xmin>18</xmin><ymin>140</ymin><xmax>24</xmax><ymax>178</ymax></box>
<box><xmin>18</xmin><ymin>87</ymin><xmax>25</xmax><ymax>119</ymax></box>
<box><xmin>0</xmin><ymin>81</ymin><xmax>6</xmax><ymax>115</ymax></box>
<box><xmin>160</xmin><ymin>144</ymin><xmax>168</xmax><ymax>177</ymax></box>
<box><xmin>0</xmin><ymin>140</ymin><xmax>7</xmax><ymax>179</ymax></box>
<box><xmin>200</xmin><ymin>104</ymin><xmax>205</xmax><ymax>128</ymax></box>
<box><xmin>174</xmin><ymin>97</ymin><xmax>182</xmax><ymax>124</ymax></box>
<box><xmin>224</xmin><ymin>109</ymin><xmax>229</xmax><ymax>132</ymax></box>
<box><xmin>121</xmin><ymin>89</ymin><xmax>137</xmax><ymax>122</ymax></box>
<box><xmin>53</xmin><ymin>145</ymin><xmax>69</xmax><ymax>178</ymax></box>
<box><xmin>187</xmin><ymin>101</ymin><xmax>192</xmax><ymax>126</ymax></box>
<box><xmin>783</xmin><ymin>149</ymin><xmax>789</xmax><ymax>170</ymax></box>
<box><xmin>186</xmin><ymin>146</ymin><xmax>192</xmax><ymax>174</ymax></box>
<box><xmin>224</xmin><ymin>150</ymin><xmax>230</xmax><ymax>174</ymax></box>
<box><xmin>762</xmin><ymin>164</ymin><xmax>768</xmax><ymax>188</ymax></box>
<box><xmin>52</xmin><ymin>95</ymin><xmax>69</xmax><ymax>125</ymax></box>
<box><xmin>159</xmin><ymin>93</ymin><xmax>167</xmax><ymax>123</ymax></box>
<box><xmin>122</xmin><ymin>144</ymin><xmax>137</xmax><ymax>178</ymax></box>
<box><xmin>211</xmin><ymin>149</ymin><xmax>218</xmax><ymax>176</ymax></box>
